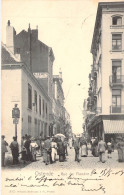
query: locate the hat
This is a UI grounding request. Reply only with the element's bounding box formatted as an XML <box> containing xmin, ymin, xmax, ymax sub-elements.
<box><xmin>116</xmin><ymin>136</ymin><xmax>122</xmax><ymax>140</ymax></box>
<box><xmin>31</xmin><ymin>137</ymin><xmax>35</xmax><ymax>141</ymax></box>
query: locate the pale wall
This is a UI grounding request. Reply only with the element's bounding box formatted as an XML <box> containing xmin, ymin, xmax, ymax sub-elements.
<box><xmin>1</xmin><ymin>69</ymin><xmax>22</xmax><ymax>146</ymax></box>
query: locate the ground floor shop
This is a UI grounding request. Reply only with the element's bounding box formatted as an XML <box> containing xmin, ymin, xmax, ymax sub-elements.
<box><xmin>87</xmin><ymin>115</ymin><xmax>124</xmax><ymax>143</ymax></box>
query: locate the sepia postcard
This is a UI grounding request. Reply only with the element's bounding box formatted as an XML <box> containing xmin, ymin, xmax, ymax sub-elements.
<box><xmin>1</xmin><ymin>0</ymin><xmax>124</xmax><ymax>195</ymax></box>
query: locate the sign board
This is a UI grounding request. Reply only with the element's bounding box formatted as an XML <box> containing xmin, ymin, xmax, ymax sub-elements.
<box><xmin>12</xmin><ymin>107</ymin><xmax>20</xmax><ymax>118</ymax></box>
<box><xmin>13</xmin><ymin>118</ymin><xmax>19</xmax><ymax>124</ymax></box>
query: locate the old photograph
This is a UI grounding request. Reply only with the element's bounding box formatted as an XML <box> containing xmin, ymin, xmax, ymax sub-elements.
<box><xmin>1</xmin><ymin>0</ymin><xmax>124</xmax><ymax>194</ymax></box>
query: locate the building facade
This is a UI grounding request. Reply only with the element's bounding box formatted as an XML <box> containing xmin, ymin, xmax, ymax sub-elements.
<box><xmin>1</xmin><ymin>43</ymin><xmax>51</xmax><ymax>145</ymax></box>
<box><xmin>2</xmin><ymin>21</ymin><xmax>69</xmax><ymax>144</ymax></box>
<box><xmin>84</xmin><ymin>2</ymin><xmax>124</xmax><ymax>142</ymax></box>
<box><xmin>52</xmin><ymin>71</ymin><xmax>65</xmax><ymax>135</ymax></box>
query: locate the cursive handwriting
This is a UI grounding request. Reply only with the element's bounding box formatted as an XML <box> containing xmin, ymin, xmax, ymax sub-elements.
<box><xmin>82</xmin><ymin>184</ymin><xmax>106</xmax><ymax>193</ymax></box>
<box><xmin>4</xmin><ymin>168</ymin><xmax>124</xmax><ymax>193</ymax></box>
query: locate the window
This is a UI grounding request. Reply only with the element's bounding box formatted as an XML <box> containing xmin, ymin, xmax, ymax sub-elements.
<box><xmin>42</xmin><ymin>99</ymin><xmax>45</xmax><ymax>117</ymax></box>
<box><xmin>34</xmin><ymin>90</ymin><xmax>37</xmax><ymax>112</ymax></box>
<box><xmin>112</xmin><ymin>61</ymin><xmax>122</xmax><ymax>83</ymax></box>
<box><xmin>28</xmin><ymin>115</ymin><xmax>32</xmax><ymax>135</ymax></box>
<box><xmin>112</xmin><ymin>90</ymin><xmax>121</xmax><ymax>112</ymax></box>
<box><xmin>112</xmin><ymin>16</ymin><xmax>122</xmax><ymax>25</ymax></box>
<box><xmin>46</xmin><ymin>103</ymin><xmax>47</xmax><ymax>118</ymax></box>
<box><xmin>112</xmin><ymin>34</ymin><xmax>122</xmax><ymax>51</ymax></box>
<box><xmin>28</xmin><ymin>84</ymin><xmax>32</xmax><ymax>110</ymax></box>
<box><xmin>39</xmin><ymin>96</ymin><xmax>41</xmax><ymax>115</ymax></box>
<box><xmin>34</xmin><ymin>118</ymin><xmax>38</xmax><ymax>137</ymax></box>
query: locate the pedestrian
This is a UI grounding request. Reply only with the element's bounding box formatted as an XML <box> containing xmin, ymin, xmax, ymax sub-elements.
<box><xmin>51</xmin><ymin>138</ymin><xmax>57</xmax><ymax>163</ymax></box>
<box><xmin>24</xmin><ymin>135</ymin><xmax>31</xmax><ymax>161</ymax></box>
<box><xmin>30</xmin><ymin>138</ymin><xmax>38</xmax><ymax>161</ymax></box>
<box><xmin>20</xmin><ymin>136</ymin><xmax>27</xmax><ymax>164</ymax></box>
<box><xmin>36</xmin><ymin>137</ymin><xmax>41</xmax><ymax>155</ymax></box>
<box><xmin>44</xmin><ymin>136</ymin><xmax>52</xmax><ymax>165</ymax></box>
<box><xmin>69</xmin><ymin>138</ymin><xmax>72</xmax><ymax>149</ymax></box>
<box><xmin>64</xmin><ymin>138</ymin><xmax>68</xmax><ymax>156</ymax></box>
<box><xmin>116</xmin><ymin>136</ymin><xmax>124</xmax><ymax>162</ymax></box>
<box><xmin>74</xmin><ymin>138</ymin><xmax>80</xmax><ymax>162</ymax></box>
<box><xmin>111</xmin><ymin>138</ymin><xmax>114</xmax><ymax>152</ymax></box>
<box><xmin>57</xmin><ymin>137</ymin><xmax>65</xmax><ymax>162</ymax></box>
<box><xmin>107</xmin><ymin>141</ymin><xmax>112</xmax><ymax>158</ymax></box>
<box><xmin>10</xmin><ymin>137</ymin><xmax>19</xmax><ymax>165</ymax></box>
<box><xmin>20</xmin><ymin>146</ymin><xmax>27</xmax><ymax>164</ymax></box>
<box><xmin>98</xmin><ymin>137</ymin><xmax>106</xmax><ymax>163</ymax></box>
<box><xmin>92</xmin><ymin>137</ymin><xmax>99</xmax><ymax>157</ymax></box>
<box><xmin>80</xmin><ymin>138</ymin><xmax>88</xmax><ymax>157</ymax></box>
<box><xmin>41</xmin><ymin>138</ymin><xmax>45</xmax><ymax>157</ymax></box>
<box><xmin>1</xmin><ymin>135</ymin><xmax>8</xmax><ymax>167</ymax></box>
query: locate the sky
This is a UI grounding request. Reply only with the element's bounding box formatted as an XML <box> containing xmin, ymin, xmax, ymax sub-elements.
<box><xmin>1</xmin><ymin>0</ymin><xmax>121</xmax><ymax>134</ymax></box>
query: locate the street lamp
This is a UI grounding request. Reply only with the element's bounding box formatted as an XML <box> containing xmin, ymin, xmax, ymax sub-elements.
<box><xmin>12</xmin><ymin>104</ymin><xmax>20</xmax><ymax>138</ymax></box>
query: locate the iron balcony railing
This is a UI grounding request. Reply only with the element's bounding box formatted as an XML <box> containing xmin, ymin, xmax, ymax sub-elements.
<box><xmin>109</xmin><ymin>75</ymin><xmax>124</xmax><ymax>85</ymax></box>
<box><xmin>110</xmin><ymin>105</ymin><xmax>124</xmax><ymax>114</ymax></box>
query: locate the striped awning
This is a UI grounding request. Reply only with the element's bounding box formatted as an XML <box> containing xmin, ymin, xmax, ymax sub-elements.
<box><xmin>103</xmin><ymin>120</ymin><xmax>124</xmax><ymax>134</ymax></box>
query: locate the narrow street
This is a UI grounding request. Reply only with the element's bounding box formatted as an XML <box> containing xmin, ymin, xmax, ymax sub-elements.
<box><xmin>3</xmin><ymin>147</ymin><xmax>124</xmax><ymax>171</ymax></box>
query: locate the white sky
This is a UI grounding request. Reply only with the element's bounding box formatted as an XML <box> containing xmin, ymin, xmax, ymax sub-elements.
<box><xmin>1</xmin><ymin>0</ymin><xmax>121</xmax><ymax>134</ymax></box>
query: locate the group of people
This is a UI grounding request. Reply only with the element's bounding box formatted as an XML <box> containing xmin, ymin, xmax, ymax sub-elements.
<box><xmin>1</xmin><ymin>134</ymin><xmax>124</xmax><ymax>167</ymax></box>
<box><xmin>91</xmin><ymin>136</ymin><xmax>124</xmax><ymax>163</ymax></box>
<box><xmin>42</xmin><ymin>136</ymin><xmax>68</xmax><ymax>165</ymax></box>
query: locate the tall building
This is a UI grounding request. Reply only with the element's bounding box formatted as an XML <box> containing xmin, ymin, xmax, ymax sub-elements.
<box><xmin>6</xmin><ymin>21</ymin><xmax>54</xmax><ymax>100</ymax></box>
<box><xmin>84</xmin><ymin>2</ymin><xmax>124</xmax><ymax>142</ymax></box>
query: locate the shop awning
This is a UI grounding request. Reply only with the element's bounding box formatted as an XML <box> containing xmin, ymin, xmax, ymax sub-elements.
<box><xmin>103</xmin><ymin>120</ymin><xmax>124</xmax><ymax>134</ymax></box>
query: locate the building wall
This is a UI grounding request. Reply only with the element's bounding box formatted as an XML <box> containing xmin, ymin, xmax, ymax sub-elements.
<box><xmin>1</xmin><ymin>69</ymin><xmax>22</xmax><ymax>146</ymax></box>
<box><xmin>102</xmin><ymin>11</ymin><xmax>124</xmax><ymax>114</ymax></box>
<box><xmin>21</xmin><ymin>68</ymin><xmax>50</xmax><ymax>139</ymax></box>
<box><xmin>15</xmin><ymin>29</ymin><xmax>49</xmax><ymax>73</ymax></box>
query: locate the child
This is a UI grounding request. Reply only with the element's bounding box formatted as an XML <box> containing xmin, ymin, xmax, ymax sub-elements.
<box><xmin>107</xmin><ymin>142</ymin><xmax>112</xmax><ymax>158</ymax></box>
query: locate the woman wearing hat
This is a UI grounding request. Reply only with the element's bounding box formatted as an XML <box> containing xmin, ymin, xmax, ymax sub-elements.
<box><xmin>1</xmin><ymin>135</ymin><xmax>8</xmax><ymax>167</ymax></box>
<box><xmin>30</xmin><ymin>138</ymin><xmax>38</xmax><ymax>161</ymax></box>
<box><xmin>116</xmin><ymin>136</ymin><xmax>124</xmax><ymax>162</ymax></box>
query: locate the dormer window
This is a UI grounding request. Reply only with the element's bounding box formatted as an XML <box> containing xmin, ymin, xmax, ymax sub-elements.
<box><xmin>112</xmin><ymin>16</ymin><xmax>122</xmax><ymax>25</ymax></box>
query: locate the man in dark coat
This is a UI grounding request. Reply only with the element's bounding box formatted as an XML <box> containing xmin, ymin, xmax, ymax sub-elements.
<box><xmin>74</xmin><ymin>138</ymin><xmax>80</xmax><ymax>162</ymax></box>
<box><xmin>57</xmin><ymin>138</ymin><xmax>65</xmax><ymax>162</ymax></box>
<box><xmin>10</xmin><ymin>137</ymin><xmax>19</xmax><ymax>165</ymax></box>
<box><xmin>24</xmin><ymin>136</ymin><xmax>31</xmax><ymax>161</ymax></box>
<box><xmin>44</xmin><ymin>136</ymin><xmax>52</xmax><ymax>165</ymax></box>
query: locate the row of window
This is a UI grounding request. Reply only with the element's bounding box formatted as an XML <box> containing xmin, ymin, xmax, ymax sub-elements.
<box><xmin>28</xmin><ymin>83</ymin><xmax>48</xmax><ymax>117</ymax></box>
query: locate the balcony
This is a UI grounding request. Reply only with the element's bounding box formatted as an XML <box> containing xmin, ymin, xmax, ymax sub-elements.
<box><xmin>110</xmin><ymin>105</ymin><xmax>124</xmax><ymax>114</ymax></box>
<box><xmin>110</xmin><ymin>25</ymin><xmax>124</xmax><ymax>29</ymax></box>
<box><xmin>109</xmin><ymin>75</ymin><xmax>124</xmax><ymax>87</ymax></box>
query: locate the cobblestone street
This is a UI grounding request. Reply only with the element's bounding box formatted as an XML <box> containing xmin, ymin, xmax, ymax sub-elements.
<box><xmin>2</xmin><ymin>147</ymin><xmax>124</xmax><ymax>171</ymax></box>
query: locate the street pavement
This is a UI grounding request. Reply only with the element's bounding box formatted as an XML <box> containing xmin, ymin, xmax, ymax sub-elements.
<box><xmin>2</xmin><ymin>147</ymin><xmax>124</xmax><ymax>170</ymax></box>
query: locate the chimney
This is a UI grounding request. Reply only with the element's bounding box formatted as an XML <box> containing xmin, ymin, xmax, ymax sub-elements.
<box><xmin>31</xmin><ymin>26</ymin><xmax>38</xmax><ymax>40</ymax></box>
<box><xmin>6</xmin><ymin>20</ymin><xmax>15</xmax><ymax>54</ymax></box>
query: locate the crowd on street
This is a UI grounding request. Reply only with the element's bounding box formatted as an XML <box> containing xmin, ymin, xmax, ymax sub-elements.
<box><xmin>1</xmin><ymin>134</ymin><xmax>124</xmax><ymax>167</ymax></box>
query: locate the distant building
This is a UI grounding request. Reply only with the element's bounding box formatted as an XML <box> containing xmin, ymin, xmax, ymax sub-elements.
<box><xmin>84</xmin><ymin>2</ymin><xmax>124</xmax><ymax>142</ymax></box>
<box><xmin>52</xmin><ymin>71</ymin><xmax>65</xmax><ymax>135</ymax></box>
